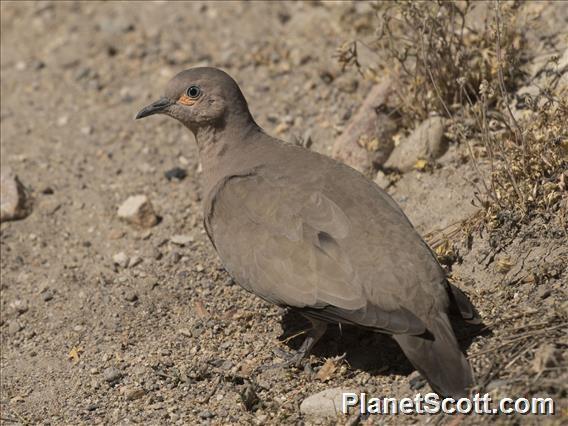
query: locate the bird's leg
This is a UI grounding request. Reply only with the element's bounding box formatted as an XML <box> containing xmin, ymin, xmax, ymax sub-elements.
<box><xmin>275</xmin><ymin>318</ymin><xmax>328</xmax><ymax>368</ymax></box>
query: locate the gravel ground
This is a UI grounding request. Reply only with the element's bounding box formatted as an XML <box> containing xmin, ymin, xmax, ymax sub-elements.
<box><xmin>1</xmin><ymin>2</ymin><xmax>566</xmax><ymax>425</ymax></box>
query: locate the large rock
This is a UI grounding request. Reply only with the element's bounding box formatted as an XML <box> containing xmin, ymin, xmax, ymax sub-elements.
<box><xmin>117</xmin><ymin>195</ymin><xmax>158</xmax><ymax>228</ymax></box>
<box><xmin>0</xmin><ymin>168</ymin><xmax>31</xmax><ymax>222</ymax></box>
<box><xmin>300</xmin><ymin>388</ymin><xmax>359</xmax><ymax>417</ymax></box>
<box><xmin>384</xmin><ymin>116</ymin><xmax>448</xmax><ymax>172</ymax></box>
<box><xmin>332</xmin><ymin>79</ymin><xmax>398</xmax><ymax>174</ymax></box>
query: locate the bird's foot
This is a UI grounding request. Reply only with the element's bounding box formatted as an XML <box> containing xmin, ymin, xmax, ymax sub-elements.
<box><xmin>256</xmin><ymin>318</ymin><xmax>328</xmax><ymax>373</ymax></box>
<box><xmin>254</xmin><ymin>349</ymin><xmax>307</xmax><ymax>374</ymax></box>
<box><xmin>272</xmin><ymin>346</ymin><xmax>310</xmax><ymax>369</ymax></box>
<box><xmin>409</xmin><ymin>372</ymin><xmax>427</xmax><ymax>390</ymax></box>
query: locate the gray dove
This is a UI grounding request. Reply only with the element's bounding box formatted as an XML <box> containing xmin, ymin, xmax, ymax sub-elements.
<box><xmin>136</xmin><ymin>67</ymin><xmax>479</xmax><ymax>398</ymax></box>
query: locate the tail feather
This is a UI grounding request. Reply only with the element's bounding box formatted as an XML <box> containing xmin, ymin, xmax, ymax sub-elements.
<box><xmin>447</xmin><ymin>281</ymin><xmax>481</xmax><ymax>324</ymax></box>
<box><xmin>393</xmin><ymin>314</ymin><xmax>474</xmax><ymax>398</ymax></box>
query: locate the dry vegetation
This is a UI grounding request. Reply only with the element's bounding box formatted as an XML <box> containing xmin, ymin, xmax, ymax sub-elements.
<box><xmin>340</xmin><ymin>0</ymin><xmax>567</xmax><ymax>235</ymax></box>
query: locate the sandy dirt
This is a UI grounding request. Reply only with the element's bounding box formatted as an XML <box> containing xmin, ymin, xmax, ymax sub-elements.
<box><xmin>1</xmin><ymin>2</ymin><xmax>566</xmax><ymax>425</ymax></box>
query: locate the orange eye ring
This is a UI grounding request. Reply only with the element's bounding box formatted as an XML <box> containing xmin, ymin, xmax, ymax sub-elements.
<box><xmin>178</xmin><ymin>94</ymin><xmax>196</xmax><ymax>106</ymax></box>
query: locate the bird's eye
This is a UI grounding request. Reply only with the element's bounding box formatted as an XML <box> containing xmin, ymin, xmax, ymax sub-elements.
<box><xmin>186</xmin><ymin>86</ymin><xmax>201</xmax><ymax>98</ymax></box>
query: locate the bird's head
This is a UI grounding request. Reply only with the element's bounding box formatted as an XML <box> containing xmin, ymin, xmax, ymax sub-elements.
<box><xmin>136</xmin><ymin>67</ymin><xmax>254</xmax><ymax>133</ymax></box>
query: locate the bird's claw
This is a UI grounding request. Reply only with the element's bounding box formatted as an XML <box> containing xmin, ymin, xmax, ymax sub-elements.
<box><xmin>271</xmin><ymin>347</ymin><xmax>309</xmax><ymax>369</ymax></box>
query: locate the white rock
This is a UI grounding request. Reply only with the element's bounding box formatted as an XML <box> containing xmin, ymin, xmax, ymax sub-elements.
<box><xmin>137</xmin><ymin>163</ymin><xmax>155</xmax><ymax>174</ymax></box>
<box><xmin>300</xmin><ymin>388</ymin><xmax>359</xmax><ymax>417</ymax></box>
<box><xmin>113</xmin><ymin>252</ymin><xmax>130</xmax><ymax>268</ymax></box>
<box><xmin>80</xmin><ymin>125</ymin><xmax>93</xmax><ymax>135</ymax></box>
<box><xmin>117</xmin><ymin>195</ymin><xmax>158</xmax><ymax>228</ymax></box>
<box><xmin>10</xmin><ymin>299</ymin><xmax>29</xmax><ymax>315</ymax></box>
<box><xmin>170</xmin><ymin>234</ymin><xmax>194</xmax><ymax>246</ymax></box>
<box><xmin>385</xmin><ymin>116</ymin><xmax>447</xmax><ymax>172</ymax></box>
<box><xmin>57</xmin><ymin>115</ymin><xmax>69</xmax><ymax>127</ymax></box>
<box><xmin>0</xmin><ymin>168</ymin><xmax>30</xmax><ymax>222</ymax></box>
<box><xmin>374</xmin><ymin>170</ymin><xmax>390</xmax><ymax>189</ymax></box>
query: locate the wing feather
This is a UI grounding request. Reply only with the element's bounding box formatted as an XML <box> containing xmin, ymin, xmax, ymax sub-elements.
<box><xmin>206</xmin><ymin>164</ymin><xmax>444</xmax><ymax>336</ymax></box>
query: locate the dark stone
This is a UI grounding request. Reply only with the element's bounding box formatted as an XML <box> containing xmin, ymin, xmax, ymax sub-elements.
<box><xmin>199</xmin><ymin>411</ymin><xmax>215</xmax><ymax>419</ymax></box>
<box><xmin>103</xmin><ymin>367</ymin><xmax>124</xmax><ymax>384</ymax></box>
<box><xmin>165</xmin><ymin>167</ymin><xmax>187</xmax><ymax>181</ymax></box>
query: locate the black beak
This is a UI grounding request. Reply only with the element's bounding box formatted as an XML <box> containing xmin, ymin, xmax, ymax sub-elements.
<box><xmin>135</xmin><ymin>98</ymin><xmax>173</xmax><ymax>119</ymax></box>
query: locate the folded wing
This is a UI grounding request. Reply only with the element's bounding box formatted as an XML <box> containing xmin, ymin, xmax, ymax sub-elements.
<box><xmin>206</xmin><ymin>163</ymin><xmax>448</xmax><ymax>336</ymax></box>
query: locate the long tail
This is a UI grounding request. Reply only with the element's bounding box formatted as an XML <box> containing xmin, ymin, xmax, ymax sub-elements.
<box><xmin>393</xmin><ymin>313</ymin><xmax>474</xmax><ymax>398</ymax></box>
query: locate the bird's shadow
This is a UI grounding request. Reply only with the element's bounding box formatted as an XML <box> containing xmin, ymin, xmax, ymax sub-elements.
<box><xmin>278</xmin><ymin>309</ymin><xmax>490</xmax><ymax>377</ymax></box>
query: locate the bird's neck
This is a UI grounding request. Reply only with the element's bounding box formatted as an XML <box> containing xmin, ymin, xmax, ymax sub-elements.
<box><xmin>193</xmin><ymin>116</ymin><xmax>263</xmax><ymax>194</ymax></box>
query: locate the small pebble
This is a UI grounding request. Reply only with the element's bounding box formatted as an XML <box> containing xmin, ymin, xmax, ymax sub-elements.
<box><xmin>170</xmin><ymin>252</ymin><xmax>181</xmax><ymax>264</ymax></box>
<box><xmin>80</xmin><ymin>126</ymin><xmax>93</xmax><ymax>135</ymax></box>
<box><xmin>165</xmin><ymin>167</ymin><xmax>187</xmax><ymax>181</ymax></box>
<box><xmin>374</xmin><ymin>170</ymin><xmax>390</xmax><ymax>189</ymax></box>
<box><xmin>152</xmin><ymin>249</ymin><xmax>163</xmax><ymax>260</ymax></box>
<box><xmin>117</xmin><ymin>195</ymin><xmax>158</xmax><ymax>228</ymax></box>
<box><xmin>8</xmin><ymin>321</ymin><xmax>22</xmax><ymax>335</ymax></box>
<box><xmin>178</xmin><ymin>328</ymin><xmax>192</xmax><ymax>337</ymax></box>
<box><xmin>57</xmin><ymin>116</ymin><xmax>69</xmax><ymax>127</ymax></box>
<box><xmin>41</xmin><ymin>186</ymin><xmax>54</xmax><ymax>195</ymax></box>
<box><xmin>113</xmin><ymin>252</ymin><xmax>129</xmax><ymax>268</ymax></box>
<box><xmin>42</xmin><ymin>290</ymin><xmax>54</xmax><ymax>302</ymax></box>
<box><xmin>124</xmin><ymin>291</ymin><xmax>138</xmax><ymax>302</ymax></box>
<box><xmin>1</xmin><ymin>168</ymin><xmax>30</xmax><ymax>222</ymax></box>
<box><xmin>199</xmin><ymin>411</ymin><xmax>215</xmax><ymax>419</ymax></box>
<box><xmin>103</xmin><ymin>367</ymin><xmax>124</xmax><ymax>384</ymax></box>
<box><xmin>129</xmin><ymin>256</ymin><xmax>142</xmax><ymax>268</ymax></box>
<box><xmin>170</xmin><ymin>234</ymin><xmax>194</xmax><ymax>246</ymax></box>
<box><xmin>300</xmin><ymin>388</ymin><xmax>359</xmax><ymax>417</ymax></box>
<box><xmin>11</xmin><ymin>299</ymin><xmax>29</xmax><ymax>315</ymax></box>
<box><xmin>537</xmin><ymin>286</ymin><xmax>552</xmax><ymax>300</ymax></box>
<box><xmin>125</xmin><ymin>387</ymin><xmax>146</xmax><ymax>401</ymax></box>
<box><xmin>108</xmin><ymin>229</ymin><xmax>125</xmax><ymax>240</ymax></box>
